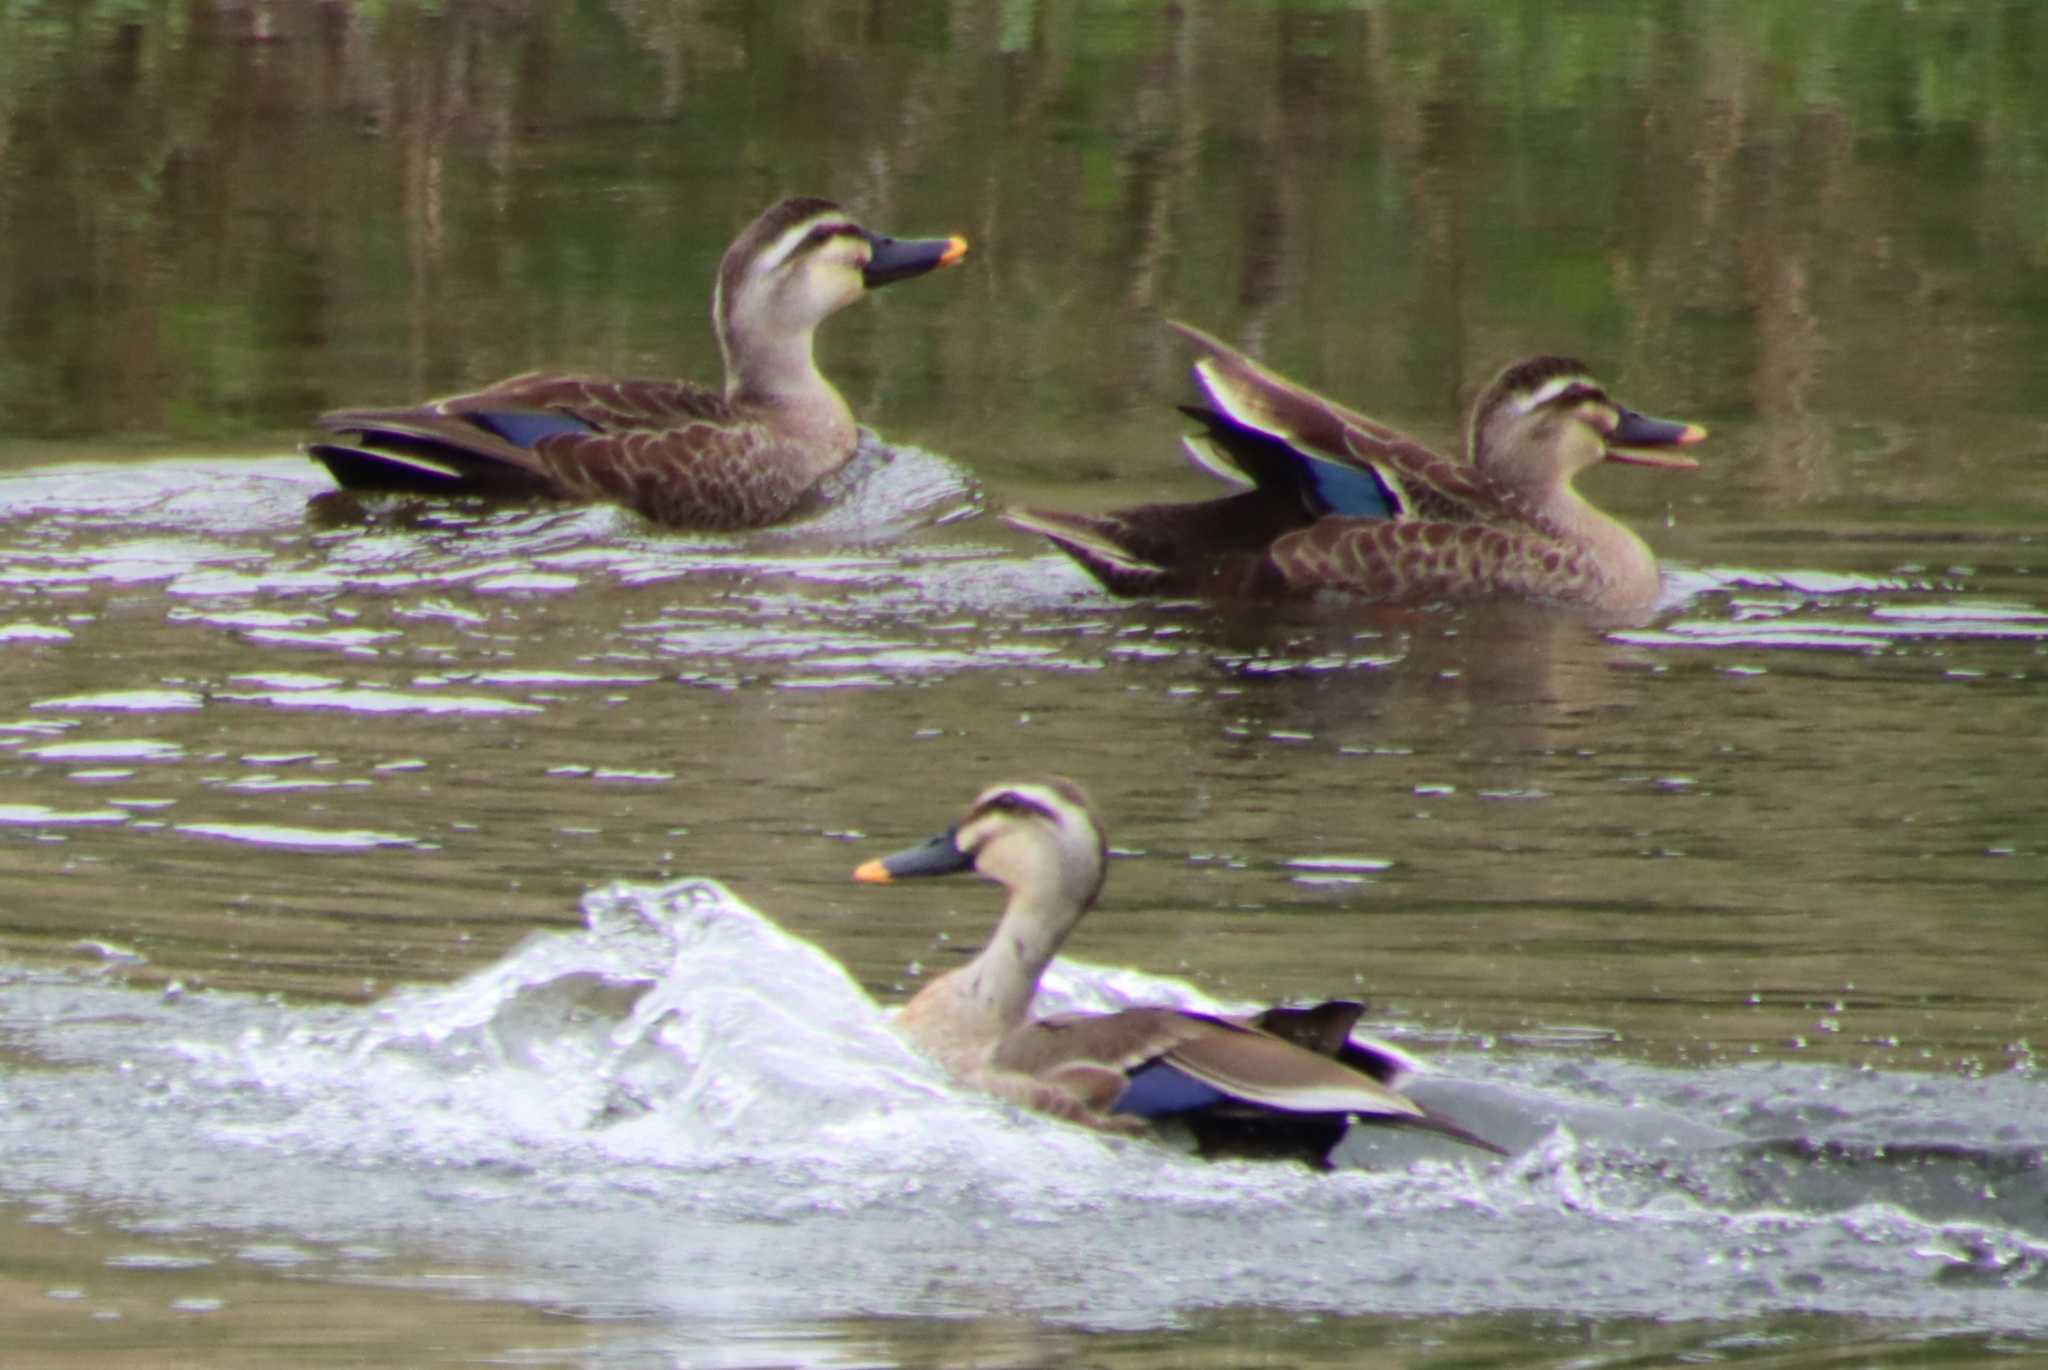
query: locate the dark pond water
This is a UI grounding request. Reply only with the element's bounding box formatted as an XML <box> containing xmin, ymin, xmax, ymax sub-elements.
<box><xmin>2</xmin><ymin>3</ymin><xmax>2046</xmax><ymax>1366</ymax></box>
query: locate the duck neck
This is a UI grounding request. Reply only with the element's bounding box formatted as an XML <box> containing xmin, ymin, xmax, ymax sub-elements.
<box><xmin>725</xmin><ymin>323</ymin><xmax>848</xmax><ymax>412</ymax></box>
<box><xmin>710</xmin><ymin>315</ymin><xmax>859</xmax><ymax>486</ymax></box>
<box><xmin>1545</xmin><ymin>478</ymin><xmax>1660</xmax><ymax>604</ymax></box>
<box><xmin>955</xmin><ymin>881</ymin><xmax>1081</xmax><ymax>1035</ymax></box>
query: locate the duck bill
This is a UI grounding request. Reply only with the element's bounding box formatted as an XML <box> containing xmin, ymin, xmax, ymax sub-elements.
<box><xmin>862</xmin><ymin>231</ymin><xmax>969</xmax><ymax>289</ymax></box>
<box><xmin>1605</xmin><ymin>407</ymin><xmax>1706</xmax><ymax>470</ymax></box>
<box><xmin>853</xmin><ymin>826</ymin><xmax>971</xmax><ymax>883</ymax></box>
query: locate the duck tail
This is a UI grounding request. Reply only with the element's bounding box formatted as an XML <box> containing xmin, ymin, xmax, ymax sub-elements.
<box><xmin>1002</xmin><ymin>508</ymin><xmax>1173</xmax><ymax>596</ymax></box>
<box><xmin>307</xmin><ymin>404</ymin><xmax>576</xmax><ymax>496</ymax></box>
<box><xmin>1385</xmin><ymin>1108</ymin><xmax>1513</xmax><ymax>1157</ymax></box>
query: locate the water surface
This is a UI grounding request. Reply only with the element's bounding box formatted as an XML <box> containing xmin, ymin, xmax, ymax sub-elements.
<box><xmin>2</xmin><ymin>2</ymin><xmax>2046</xmax><ymax>1366</ymax></box>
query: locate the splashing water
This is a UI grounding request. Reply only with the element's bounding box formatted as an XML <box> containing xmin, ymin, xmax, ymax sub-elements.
<box><xmin>0</xmin><ymin>879</ymin><xmax>2042</xmax><ymax>1337</ymax></box>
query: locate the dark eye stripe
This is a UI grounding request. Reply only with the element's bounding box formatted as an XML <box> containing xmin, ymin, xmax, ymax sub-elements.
<box><xmin>799</xmin><ymin>222</ymin><xmax>864</xmax><ymax>253</ymax></box>
<box><xmin>973</xmin><ymin>789</ymin><xmax>1061</xmax><ymax>824</ymax></box>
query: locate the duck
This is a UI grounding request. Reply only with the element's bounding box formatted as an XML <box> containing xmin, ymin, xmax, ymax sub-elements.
<box><xmin>1006</xmin><ymin>321</ymin><xmax>1705</xmax><ymax>615</ymax></box>
<box><xmin>305</xmin><ymin>196</ymin><xmax>967</xmax><ymax>529</ymax></box>
<box><xmin>853</xmin><ymin>776</ymin><xmax>1507</xmax><ymax>1167</ymax></box>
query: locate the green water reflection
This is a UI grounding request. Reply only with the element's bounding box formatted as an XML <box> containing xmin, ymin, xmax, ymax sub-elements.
<box><xmin>4</xmin><ymin>0</ymin><xmax>2048</xmax><ymax>532</ymax></box>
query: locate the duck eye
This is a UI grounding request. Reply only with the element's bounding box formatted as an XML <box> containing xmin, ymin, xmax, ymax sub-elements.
<box><xmin>1581</xmin><ymin>402</ymin><xmax>1619</xmax><ymax>433</ymax></box>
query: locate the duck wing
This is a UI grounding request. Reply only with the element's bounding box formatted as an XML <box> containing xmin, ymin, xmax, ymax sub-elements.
<box><xmin>997</xmin><ymin>1008</ymin><xmax>1423</xmax><ymax>1123</ymax></box>
<box><xmin>1169</xmin><ymin>319</ymin><xmax>1521</xmax><ymax>526</ymax></box>
<box><xmin>1001</xmin><ymin>1005</ymin><xmax>1507</xmax><ymax>1161</ymax></box>
<box><xmin>309</xmin><ymin>374</ymin><xmax>826</xmax><ymax>529</ymax></box>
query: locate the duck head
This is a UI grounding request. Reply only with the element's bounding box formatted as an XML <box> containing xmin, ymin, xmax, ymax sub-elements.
<box><xmin>854</xmin><ymin>777</ymin><xmax>1108</xmax><ymax>923</ymax></box>
<box><xmin>1468</xmin><ymin>357</ymin><xmax>1705</xmax><ymax>497</ymax></box>
<box><xmin>714</xmin><ymin>196</ymin><xmax>968</xmax><ymax>401</ymax></box>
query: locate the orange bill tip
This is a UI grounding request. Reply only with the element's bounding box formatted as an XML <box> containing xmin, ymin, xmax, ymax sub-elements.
<box><xmin>939</xmin><ymin>236</ymin><xmax>969</xmax><ymax>267</ymax></box>
<box><xmin>852</xmin><ymin>859</ymin><xmax>894</xmax><ymax>884</ymax></box>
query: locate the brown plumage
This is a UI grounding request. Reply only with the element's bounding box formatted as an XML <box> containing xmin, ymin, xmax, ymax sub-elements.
<box><xmin>853</xmin><ymin>777</ymin><xmax>1507</xmax><ymax>1167</ymax></box>
<box><xmin>307</xmin><ymin>196</ymin><xmax>967</xmax><ymax>530</ymax></box>
<box><xmin>1008</xmin><ymin>322</ymin><xmax>1705</xmax><ymax>615</ymax></box>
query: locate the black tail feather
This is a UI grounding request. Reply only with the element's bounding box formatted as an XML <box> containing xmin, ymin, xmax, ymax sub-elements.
<box><xmin>304</xmin><ymin>437</ymin><xmax>551</xmax><ymax>497</ymax></box>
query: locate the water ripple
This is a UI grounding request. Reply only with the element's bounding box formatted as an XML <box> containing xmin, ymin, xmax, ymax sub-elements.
<box><xmin>217</xmin><ymin>687</ymin><xmax>545</xmax><ymax>717</ymax></box>
<box><xmin>0</xmin><ymin>622</ymin><xmax>73</xmax><ymax>643</ymax></box>
<box><xmin>0</xmin><ymin>803</ymin><xmax>130</xmax><ymax>825</ymax></box>
<box><xmin>173</xmin><ymin>822</ymin><xmax>432</xmax><ymax>850</ymax></box>
<box><xmin>1623</xmin><ymin>589</ymin><xmax>2048</xmax><ymax>654</ymax></box>
<box><xmin>25</xmin><ymin>739</ymin><xmax>185</xmax><ymax>762</ymax></box>
<box><xmin>33</xmin><ymin>690</ymin><xmax>205</xmax><ymax>712</ymax></box>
